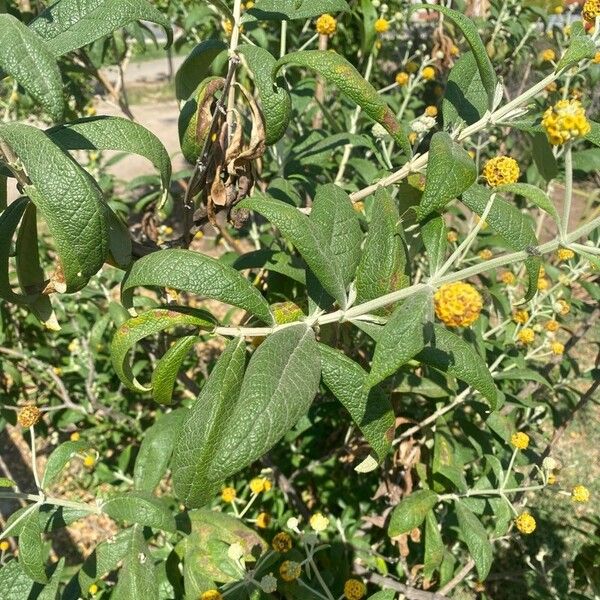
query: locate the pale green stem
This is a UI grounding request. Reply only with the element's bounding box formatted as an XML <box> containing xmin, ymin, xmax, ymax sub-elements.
<box><xmin>29</xmin><ymin>427</ymin><xmax>41</xmax><ymax>492</ymax></box>
<box><xmin>298</xmin><ymin>33</ymin><xmax>319</xmax><ymax>51</ymax></box>
<box><xmin>237</xmin><ymin>492</ymin><xmax>259</xmax><ymax>519</ymax></box>
<box><xmin>502</xmin><ymin>448</ymin><xmax>518</xmax><ymax>490</ymax></box>
<box><xmin>439</xmin><ymin>484</ymin><xmax>545</xmax><ymax>502</ymax></box>
<box><xmin>280</xmin><ymin>20</ymin><xmax>287</xmax><ymax>58</ymax></box>
<box><xmin>561</xmin><ymin>142</ymin><xmax>573</xmax><ymax>241</ymax></box>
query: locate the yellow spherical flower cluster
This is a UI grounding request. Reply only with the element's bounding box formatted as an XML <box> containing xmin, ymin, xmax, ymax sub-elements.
<box><xmin>422</xmin><ymin>66</ymin><xmax>436</xmax><ymax>80</ymax></box>
<box><xmin>540</xmin><ymin>48</ymin><xmax>556</xmax><ymax>62</ymax></box>
<box><xmin>434</xmin><ymin>282</ymin><xmax>483</xmax><ymax>328</ymax></box>
<box><xmin>511</xmin><ymin>432</ymin><xmax>530</xmax><ymax>450</ymax></box>
<box><xmin>310</xmin><ymin>512</ymin><xmax>330</xmax><ymax>532</ymax></box>
<box><xmin>256</xmin><ymin>512</ymin><xmax>271</xmax><ymax>528</ymax></box>
<box><xmin>0</xmin><ymin>539</ymin><xmax>10</xmax><ymax>552</ymax></box>
<box><xmin>396</xmin><ymin>72</ymin><xmax>409</xmax><ymax>86</ymax></box>
<box><xmin>478</xmin><ymin>249</ymin><xmax>493</xmax><ymax>260</ymax></box>
<box><xmin>550</xmin><ymin>341</ymin><xmax>564</xmax><ymax>355</ymax></box>
<box><xmin>17</xmin><ymin>405</ymin><xmax>41</xmax><ymax>428</ymax></box>
<box><xmin>344</xmin><ymin>578</ymin><xmax>367</xmax><ymax>600</ymax></box>
<box><xmin>447</xmin><ymin>230</ymin><xmax>458</xmax><ymax>243</ymax></box>
<box><xmin>200</xmin><ymin>591</ymin><xmax>223</xmax><ymax>600</ymax></box>
<box><xmin>88</xmin><ymin>583</ymin><xmax>99</xmax><ymax>595</ymax></box>
<box><xmin>555</xmin><ymin>299</ymin><xmax>570</xmax><ymax>315</ymax></box>
<box><xmin>583</xmin><ymin>0</ymin><xmax>600</xmax><ymax>22</ymax></box>
<box><xmin>374</xmin><ymin>18</ymin><xmax>389</xmax><ymax>33</ymax></box>
<box><xmin>83</xmin><ymin>454</ymin><xmax>96</xmax><ymax>469</ymax></box>
<box><xmin>279</xmin><ymin>560</ymin><xmax>302</xmax><ymax>581</ymax></box>
<box><xmin>571</xmin><ymin>485</ymin><xmax>590</xmax><ymax>503</ymax></box>
<box><xmin>542</xmin><ymin>99</ymin><xmax>591</xmax><ymax>145</ymax></box>
<box><xmin>425</xmin><ymin>105</ymin><xmax>438</xmax><ymax>117</ymax></box>
<box><xmin>316</xmin><ymin>14</ymin><xmax>337</xmax><ymax>36</ymax></box>
<box><xmin>545</xmin><ymin>319</ymin><xmax>560</xmax><ymax>332</ymax></box>
<box><xmin>556</xmin><ymin>248</ymin><xmax>575</xmax><ymax>262</ymax></box>
<box><xmin>482</xmin><ymin>156</ymin><xmax>520</xmax><ymax>187</ymax></box>
<box><xmin>518</xmin><ymin>327</ymin><xmax>535</xmax><ymax>345</ymax></box>
<box><xmin>272</xmin><ymin>532</ymin><xmax>293</xmax><ymax>553</ymax></box>
<box><xmin>500</xmin><ymin>271</ymin><xmax>516</xmax><ymax>285</ymax></box>
<box><xmin>221</xmin><ymin>487</ymin><xmax>236</xmax><ymax>503</ymax></box>
<box><xmin>70</xmin><ymin>431</ymin><xmax>80</xmax><ymax>442</ymax></box>
<box><xmin>514</xmin><ymin>308</ymin><xmax>530</xmax><ymax>324</ymax></box>
<box><xmin>515</xmin><ymin>512</ymin><xmax>536</xmax><ymax>534</ymax></box>
<box><xmin>249</xmin><ymin>477</ymin><xmax>272</xmax><ymax>494</ymax></box>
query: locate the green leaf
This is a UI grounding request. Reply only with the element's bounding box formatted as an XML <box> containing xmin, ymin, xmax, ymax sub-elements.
<box><xmin>102</xmin><ymin>491</ymin><xmax>176</xmax><ymax>532</ymax></box>
<box><xmin>557</xmin><ymin>34</ymin><xmax>596</xmax><ymax>70</ymax></box>
<box><xmin>172</xmin><ymin>337</ymin><xmax>247</xmax><ymax>507</ymax></box>
<box><xmin>455</xmin><ymin>500</ymin><xmax>493</xmax><ymax>580</ymax></box>
<box><xmin>238</xmin><ymin>195</ymin><xmax>348</xmax><ymax>308</ymax></box>
<box><xmin>232</xmin><ymin>249</ymin><xmax>306</xmax><ymax>284</ymax></box>
<box><xmin>151</xmin><ymin>336</ymin><xmax>199</xmax><ymax>405</ymax></box>
<box><xmin>110</xmin><ymin>307</ymin><xmax>214</xmax><ymax>392</ymax></box>
<box><xmin>30</xmin><ymin>0</ymin><xmax>173</xmax><ymax>56</ymax></box>
<box><xmin>273</xmin><ymin>51</ymin><xmax>405</xmax><ymax>145</ymax></box>
<box><xmin>111</xmin><ymin>525</ymin><xmax>159</xmax><ymax>600</ymax></box>
<box><xmin>0</xmin><ymin>559</ymin><xmax>37</xmax><ymax>599</ymax></box>
<box><xmin>174</xmin><ymin>325</ymin><xmax>321</xmax><ymax>508</ymax></box>
<box><xmin>417</xmin><ymin>325</ymin><xmax>498</xmax><ymax>409</ymax></box>
<box><xmin>121</xmin><ymin>249</ymin><xmax>274</xmax><ymax>325</ymax></box>
<box><xmin>367</xmin><ymin>290</ymin><xmax>432</xmax><ymax>387</ymax></box>
<box><xmin>48</xmin><ymin>116</ymin><xmax>172</xmax><ymax>194</ymax></box>
<box><xmin>134</xmin><ymin>408</ymin><xmax>188</xmax><ymax>493</ymax></box>
<box><xmin>443</xmin><ymin>51</ymin><xmax>488</xmax><ymax>126</ymax></box>
<box><xmin>532</xmin><ymin>133</ymin><xmax>558</xmax><ymax>181</ymax></box>
<box><xmin>38</xmin><ymin>557</ymin><xmax>65</xmax><ymax>600</ymax></box>
<box><xmin>243</xmin><ymin>0</ymin><xmax>350</xmax><ymax>21</ymax></box>
<box><xmin>318</xmin><ymin>344</ymin><xmax>394</xmax><ymax>463</ymax></box>
<box><xmin>417</xmin><ymin>132</ymin><xmax>477</xmax><ymax>220</ymax></box>
<box><xmin>423</xmin><ymin>510</ymin><xmax>444</xmax><ymax>580</ymax></box>
<box><xmin>497</xmin><ymin>182</ymin><xmax>558</xmax><ymax>220</ymax></box>
<box><xmin>0</xmin><ymin>477</ymin><xmax>15</xmax><ymax>487</ymax></box>
<box><xmin>367</xmin><ymin>593</ymin><xmax>396</xmax><ymax>600</ymax></box>
<box><xmin>421</xmin><ymin>214</ymin><xmax>447</xmax><ymax>275</ymax></box>
<box><xmin>239</xmin><ymin>44</ymin><xmax>292</xmax><ymax>145</ymax></box>
<box><xmin>462</xmin><ymin>183</ymin><xmax>540</xmax><ymax>300</ymax></box>
<box><xmin>355</xmin><ymin>188</ymin><xmax>409</xmax><ymax>312</ymax></box>
<box><xmin>0</xmin><ymin>123</ymin><xmax>109</xmax><ymax>293</ymax></box>
<box><xmin>388</xmin><ymin>490</ymin><xmax>438</xmax><ymax>537</ymax></box>
<box><xmin>0</xmin><ymin>14</ymin><xmax>63</xmax><ymax>120</ymax></box>
<box><xmin>585</xmin><ymin>121</ymin><xmax>600</xmax><ymax>147</ymax></box>
<box><xmin>42</xmin><ymin>440</ymin><xmax>89</xmax><ymax>489</ymax></box>
<box><xmin>19</xmin><ymin>507</ymin><xmax>48</xmax><ymax>584</ymax></box>
<box><xmin>410</xmin><ymin>5</ymin><xmax>497</xmax><ymax>107</ymax></box>
<box><xmin>176</xmin><ymin>39</ymin><xmax>227</xmax><ymax>101</ymax></box>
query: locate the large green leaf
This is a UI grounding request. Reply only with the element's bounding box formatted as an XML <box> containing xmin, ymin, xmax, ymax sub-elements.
<box><xmin>176</xmin><ymin>39</ymin><xmax>227</xmax><ymax>101</ymax></box>
<box><xmin>410</xmin><ymin>5</ymin><xmax>497</xmax><ymax>107</ymax></box>
<box><xmin>497</xmin><ymin>183</ymin><xmax>558</xmax><ymax>220</ymax></box>
<box><xmin>355</xmin><ymin>188</ymin><xmax>409</xmax><ymax>311</ymax></box>
<box><xmin>19</xmin><ymin>507</ymin><xmax>48</xmax><ymax>584</ymax></box>
<box><xmin>238</xmin><ymin>195</ymin><xmax>348</xmax><ymax>308</ymax></box>
<box><xmin>239</xmin><ymin>44</ymin><xmax>292</xmax><ymax>145</ymax></box>
<box><xmin>318</xmin><ymin>344</ymin><xmax>394</xmax><ymax>463</ymax></box>
<box><xmin>423</xmin><ymin>510</ymin><xmax>444</xmax><ymax>580</ymax></box>
<box><xmin>462</xmin><ymin>183</ymin><xmax>540</xmax><ymax>301</ymax></box>
<box><xmin>0</xmin><ymin>14</ymin><xmax>63</xmax><ymax>120</ymax></box>
<box><xmin>417</xmin><ymin>325</ymin><xmax>498</xmax><ymax>410</ymax></box>
<box><xmin>417</xmin><ymin>132</ymin><xmax>477</xmax><ymax>220</ymax></box>
<box><xmin>111</xmin><ymin>525</ymin><xmax>159</xmax><ymax>600</ymax></box>
<box><xmin>102</xmin><ymin>491</ymin><xmax>176</xmax><ymax>532</ymax></box>
<box><xmin>421</xmin><ymin>214</ymin><xmax>447</xmax><ymax>275</ymax></box>
<box><xmin>388</xmin><ymin>490</ymin><xmax>438</xmax><ymax>537</ymax></box>
<box><xmin>273</xmin><ymin>51</ymin><xmax>405</xmax><ymax>146</ymax></box>
<box><xmin>133</xmin><ymin>408</ymin><xmax>188</xmax><ymax>493</ymax></box>
<box><xmin>368</xmin><ymin>290</ymin><xmax>432</xmax><ymax>387</ymax></box>
<box><xmin>151</xmin><ymin>336</ymin><xmax>199</xmax><ymax>405</ymax></box>
<box><xmin>243</xmin><ymin>0</ymin><xmax>350</xmax><ymax>21</ymax></box>
<box><xmin>0</xmin><ymin>123</ymin><xmax>109</xmax><ymax>293</ymax></box>
<box><xmin>110</xmin><ymin>307</ymin><xmax>214</xmax><ymax>392</ymax></box>
<box><xmin>174</xmin><ymin>325</ymin><xmax>321</xmax><ymax>507</ymax></box>
<box><xmin>48</xmin><ymin>117</ymin><xmax>171</xmax><ymax>193</ymax></box>
<box><xmin>455</xmin><ymin>500</ymin><xmax>493</xmax><ymax>580</ymax></box>
<box><xmin>30</xmin><ymin>0</ymin><xmax>172</xmax><ymax>56</ymax></box>
<box><xmin>443</xmin><ymin>51</ymin><xmax>488</xmax><ymax>127</ymax></box>
<box><xmin>557</xmin><ymin>33</ymin><xmax>596</xmax><ymax>70</ymax></box>
<box><xmin>0</xmin><ymin>559</ymin><xmax>37</xmax><ymax>600</ymax></box>
<box><xmin>121</xmin><ymin>249</ymin><xmax>274</xmax><ymax>325</ymax></box>
<box><xmin>42</xmin><ymin>440</ymin><xmax>89</xmax><ymax>489</ymax></box>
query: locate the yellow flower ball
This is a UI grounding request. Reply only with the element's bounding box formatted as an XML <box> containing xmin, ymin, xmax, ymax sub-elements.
<box><xmin>540</xmin><ymin>48</ymin><xmax>556</xmax><ymax>62</ymax></box>
<box><xmin>537</xmin><ymin>276</ymin><xmax>549</xmax><ymax>290</ymax></box>
<box><xmin>70</xmin><ymin>431</ymin><xmax>81</xmax><ymax>442</ymax></box>
<box><xmin>550</xmin><ymin>341</ymin><xmax>564</xmax><ymax>355</ymax></box>
<box><xmin>256</xmin><ymin>512</ymin><xmax>271</xmax><ymax>529</ymax></box>
<box><xmin>88</xmin><ymin>583</ymin><xmax>99</xmax><ymax>595</ymax></box>
<box><xmin>395</xmin><ymin>72</ymin><xmax>409</xmax><ymax>86</ymax></box>
<box><xmin>546</xmin><ymin>81</ymin><xmax>558</xmax><ymax>93</ymax></box>
<box><xmin>555</xmin><ymin>299</ymin><xmax>570</xmax><ymax>315</ymax></box>
<box><xmin>547</xmin><ymin>473</ymin><xmax>557</xmax><ymax>485</ymax></box>
<box><xmin>408</xmin><ymin>132</ymin><xmax>418</xmax><ymax>144</ymax></box>
<box><xmin>511</xmin><ymin>432</ymin><xmax>530</xmax><ymax>450</ymax></box>
<box><xmin>556</xmin><ymin>248</ymin><xmax>575</xmax><ymax>262</ymax></box>
<box><xmin>316</xmin><ymin>14</ymin><xmax>337</xmax><ymax>36</ymax></box>
<box><xmin>542</xmin><ymin>99</ymin><xmax>591</xmax><ymax>145</ymax></box>
<box><xmin>17</xmin><ymin>405</ymin><xmax>42</xmax><ymax>428</ymax></box>
<box><xmin>425</xmin><ymin>105</ymin><xmax>438</xmax><ymax>117</ymax></box>
<box><xmin>310</xmin><ymin>512</ymin><xmax>330</xmax><ymax>532</ymax></box>
<box><xmin>53</xmin><ymin>366</ymin><xmax>62</xmax><ymax>376</ymax></box>
<box><xmin>200</xmin><ymin>591</ymin><xmax>223</xmax><ymax>600</ymax></box>
<box><xmin>450</xmin><ymin>45</ymin><xmax>460</xmax><ymax>56</ymax></box>
<box><xmin>272</xmin><ymin>532</ymin><xmax>293</xmax><ymax>553</ymax></box>
<box><xmin>245</xmin><ymin>0</ymin><xmax>255</xmax><ymax>8</ymax></box>
<box><xmin>434</xmin><ymin>282</ymin><xmax>483</xmax><ymax>328</ymax></box>
<box><xmin>478</xmin><ymin>249</ymin><xmax>493</xmax><ymax>260</ymax></box>
<box><xmin>221</xmin><ymin>487</ymin><xmax>236</xmax><ymax>503</ymax></box>
<box><xmin>545</xmin><ymin>319</ymin><xmax>560</xmax><ymax>332</ymax></box>
<box><xmin>0</xmin><ymin>540</ymin><xmax>9</xmax><ymax>552</ymax></box>
<box><xmin>83</xmin><ymin>454</ymin><xmax>95</xmax><ymax>469</ymax></box>
<box><xmin>344</xmin><ymin>578</ymin><xmax>367</xmax><ymax>600</ymax></box>
<box><xmin>500</xmin><ymin>271</ymin><xmax>516</xmax><ymax>285</ymax></box>
<box><xmin>512</xmin><ymin>309</ymin><xmax>529</xmax><ymax>324</ymax></box>
<box><xmin>249</xmin><ymin>477</ymin><xmax>269</xmax><ymax>494</ymax></box>
<box><xmin>447</xmin><ymin>230</ymin><xmax>458</xmax><ymax>243</ymax></box>
<box><xmin>422</xmin><ymin>66</ymin><xmax>436</xmax><ymax>80</ymax></box>
<box><xmin>518</xmin><ymin>327</ymin><xmax>535</xmax><ymax>345</ymax></box>
<box><xmin>571</xmin><ymin>485</ymin><xmax>590</xmax><ymax>503</ymax></box>
<box><xmin>374</xmin><ymin>18</ymin><xmax>390</xmax><ymax>33</ymax></box>
<box><xmin>583</xmin><ymin>0</ymin><xmax>600</xmax><ymax>23</ymax></box>
<box><xmin>554</xmin><ymin>5</ymin><xmax>564</xmax><ymax>14</ymax></box>
<box><xmin>594</xmin><ymin>52</ymin><xmax>600</xmax><ymax>64</ymax></box>
<box><xmin>515</xmin><ymin>512</ymin><xmax>536</xmax><ymax>534</ymax></box>
<box><xmin>482</xmin><ymin>156</ymin><xmax>520</xmax><ymax>187</ymax></box>
<box><xmin>223</xmin><ymin>19</ymin><xmax>233</xmax><ymax>34</ymax></box>
<box><xmin>279</xmin><ymin>560</ymin><xmax>302</xmax><ymax>582</ymax></box>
